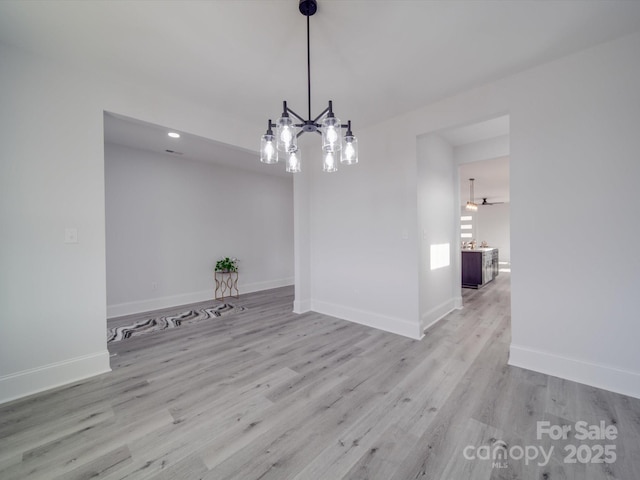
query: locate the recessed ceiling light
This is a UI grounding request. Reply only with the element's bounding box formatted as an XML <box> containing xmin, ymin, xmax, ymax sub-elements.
<box><xmin>168</xmin><ymin>132</ymin><xmax>180</xmax><ymax>138</ymax></box>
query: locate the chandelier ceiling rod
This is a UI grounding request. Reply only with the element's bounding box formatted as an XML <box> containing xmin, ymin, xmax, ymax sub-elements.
<box><xmin>466</xmin><ymin>178</ymin><xmax>479</xmax><ymax>211</ymax></box>
<box><xmin>306</xmin><ymin>12</ymin><xmax>312</xmax><ymax>124</ymax></box>
<box><xmin>259</xmin><ymin>0</ymin><xmax>359</xmax><ymax>173</ymax></box>
<box><xmin>285</xmin><ymin>1</ymin><xmax>329</xmax><ymax>134</ymax></box>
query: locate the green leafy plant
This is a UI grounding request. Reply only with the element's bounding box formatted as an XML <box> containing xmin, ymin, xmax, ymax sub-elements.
<box><xmin>215</xmin><ymin>257</ymin><xmax>238</xmax><ymax>272</ymax></box>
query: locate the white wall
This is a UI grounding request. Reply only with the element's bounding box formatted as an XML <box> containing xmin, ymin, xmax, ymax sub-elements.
<box><xmin>303</xmin><ymin>32</ymin><xmax>640</xmax><ymax>398</ymax></box>
<box><xmin>455</xmin><ymin>134</ymin><xmax>510</xmax><ymax>165</ymax></box>
<box><xmin>507</xmin><ymin>33</ymin><xmax>640</xmax><ymax>398</ymax></box>
<box><xmin>303</xmin><ymin>120</ymin><xmax>422</xmax><ymax>339</ymax></box>
<box><xmin>476</xmin><ymin>203</ymin><xmax>510</xmax><ymax>264</ymax></box>
<box><xmin>417</xmin><ymin>134</ymin><xmax>461</xmax><ymax>332</ymax></box>
<box><xmin>105</xmin><ymin>143</ymin><xmax>293</xmax><ymax>317</ymax></box>
<box><xmin>0</xmin><ymin>46</ymin><xmax>110</xmax><ymax>403</ymax></box>
<box><xmin>292</xmin><ymin>138</ymin><xmax>313</xmax><ymax>314</ymax></box>
<box><xmin>0</xmin><ymin>42</ymin><xmax>262</xmax><ymax>404</ymax></box>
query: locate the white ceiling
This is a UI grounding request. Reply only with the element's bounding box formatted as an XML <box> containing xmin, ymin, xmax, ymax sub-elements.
<box><xmin>103</xmin><ymin>112</ymin><xmax>289</xmax><ymax>178</ymax></box>
<box><xmin>2</xmin><ymin>1</ymin><xmax>640</xmax><ymax>175</ymax></box>
<box><xmin>459</xmin><ymin>156</ymin><xmax>510</xmax><ymax>205</ymax></box>
<box><xmin>2</xmin><ymin>1</ymin><xmax>640</xmax><ymax>132</ymax></box>
<box><xmin>440</xmin><ymin>115</ymin><xmax>511</xmax><ymax>205</ymax></box>
<box><xmin>440</xmin><ymin>116</ymin><xmax>510</xmax><ymax>147</ymax></box>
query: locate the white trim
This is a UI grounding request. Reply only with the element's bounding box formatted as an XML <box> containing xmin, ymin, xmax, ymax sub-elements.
<box><xmin>0</xmin><ymin>351</ymin><xmax>111</xmax><ymax>405</ymax></box>
<box><xmin>107</xmin><ymin>277</ymin><xmax>294</xmax><ymax>318</ymax></box>
<box><xmin>453</xmin><ymin>296</ymin><xmax>463</xmax><ymax>309</ymax></box>
<box><xmin>107</xmin><ymin>290</ymin><xmax>212</xmax><ymax>318</ymax></box>
<box><xmin>311</xmin><ymin>300</ymin><xmax>422</xmax><ymax>340</ymax></box>
<box><xmin>509</xmin><ymin>344</ymin><xmax>640</xmax><ymax>400</ymax></box>
<box><xmin>421</xmin><ymin>299</ymin><xmax>458</xmax><ymax>332</ymax></box>
<box><xmin>242</xmin><ymin>277</ymin><xmax>294</xmax><ymax>295</ymax></box>
<box><xmin>293</xmin><ymin>298</ymin><xmax>312</xmax><ymax>314</ymax></box>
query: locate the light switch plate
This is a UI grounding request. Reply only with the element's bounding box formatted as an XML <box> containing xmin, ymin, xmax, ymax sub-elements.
<box><xmin>64</xmin><ymin>227</ymin><xmax>78</xmax><ymax>244</ymax></box>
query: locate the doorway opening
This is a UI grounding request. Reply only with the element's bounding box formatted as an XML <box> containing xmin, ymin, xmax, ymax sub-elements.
<box><xmin>417</xmin><ymin>114</ymin><xmax>510</xmax><ymax>334</ymax></box>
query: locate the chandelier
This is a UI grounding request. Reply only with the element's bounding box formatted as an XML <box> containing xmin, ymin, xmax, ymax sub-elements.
<box><xmin>466</xmin><ymin>178</ymin><xmax>479</xmax><ymax>211</ymax></box>
<box><xmin>259</xmin><ymin>0</ymin><xmax>358</xmax><ymax>173</ymax></box>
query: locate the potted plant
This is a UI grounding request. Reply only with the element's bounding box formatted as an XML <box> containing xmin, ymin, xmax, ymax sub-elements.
<box><xmin>215</xmin><ymin>257</ymin><xmax>238</xmax><ymax>273</ymax></box>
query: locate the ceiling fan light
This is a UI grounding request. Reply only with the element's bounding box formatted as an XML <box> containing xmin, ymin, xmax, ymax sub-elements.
<box><xmin>465</xmin><ymin>201</ymin><xmax>478</xmax><ymax>212</ymax></box>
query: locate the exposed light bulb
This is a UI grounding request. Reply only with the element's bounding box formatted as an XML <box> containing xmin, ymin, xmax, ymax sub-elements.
<box><xmin>341</xmin><ymin>132</ymin><xmax>358</xmax><ymax>165</ymax></box>
<box><xmin>276</xmin><ymin>114</ymin><xmax>297</xmax><ymax>153</ymax></box>
<box><xmin>326</xmin><ymin>127</ymin><xmax>338</xmax><ymax>145</ymax></box>
<box><xmin>263</xmin><ymin>142</ymin><xmax>276</xmax><ymax>163</ymax></box>
<box><xmin>260</xmin><ymin>132</ymin><xmax>278</xmax><ymax>164</ymax></box>
<box><xmin>323</xmin><ymin>150</ymin><xmax>337</xmax><ymax>173</ymax></box>
<box><xmin>322</xmin><ymin>115</ymin><xmax>342</xmax><ymax>152</ymax></box>
<box><xmin>286</xmin><ymin>149</ymin><xmax>301</xmax><ymax>173</ymax></box>
<box><xmin>345</xmin><ymin>143</ymin><xmax>354</xmax><ymax>157</ymax></box>
<box><xmin>281</xmin><ymin>127</ymin><xmax>293</xmax><ymax>146</ymax></box>
<box><xmin>343</xmin><ymin>143</ymin><xmax>355</xmax><ymax>163</ymax></box>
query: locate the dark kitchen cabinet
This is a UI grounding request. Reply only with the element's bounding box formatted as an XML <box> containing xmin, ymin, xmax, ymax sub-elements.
<box><xmin>462</xmin><ymin>248</ymin><xmax>498</xmax><ymax>289</ymax></box>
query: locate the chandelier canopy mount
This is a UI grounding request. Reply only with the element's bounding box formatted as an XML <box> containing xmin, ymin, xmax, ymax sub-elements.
<box><xmin>298</xmin><ymin>0</ymin><xmax>318</xmax><ymax>17</ymax></box>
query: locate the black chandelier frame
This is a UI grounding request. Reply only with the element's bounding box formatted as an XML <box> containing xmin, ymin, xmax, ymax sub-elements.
<box><xmin>263</xmin><ymin>0</ymin><xmax>355</xmax><ymax>144</ymax></box>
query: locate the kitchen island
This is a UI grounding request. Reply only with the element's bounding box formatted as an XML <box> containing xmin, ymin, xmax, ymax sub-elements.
<box><xmin>461</xmin><ymin>247</ymin><xmax>499</xmax><ymax>289</ymax></box>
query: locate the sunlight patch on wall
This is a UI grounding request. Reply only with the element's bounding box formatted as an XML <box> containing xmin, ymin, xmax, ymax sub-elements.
<box><xmin>430</xmin><ymin>243</ymin><xmax>450</xmax><ymax>270</ymax></box>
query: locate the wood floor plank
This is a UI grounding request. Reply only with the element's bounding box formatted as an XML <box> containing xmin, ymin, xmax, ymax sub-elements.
<box><xmin>1</xmin><ymin>274</ymin><xmax>639</xmax><ymax>480</ymax></box>
<box><xmin>52</xmin><ymin>445</ymin><xmax>132</xmax><ymax>480</ymax></box>
<box><xmin>198</xmin><ymin>371</ymin><xmax>353</xmax><ymax>472</ymax></box>
<box><xmin>100</xmin><ymin>395</ymin><xmax>275</xmax><ymax>480</ymax></box>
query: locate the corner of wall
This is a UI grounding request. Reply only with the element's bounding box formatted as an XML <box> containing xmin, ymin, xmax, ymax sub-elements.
<box><xmin>311</xmin><ymin>299</ymin><xmax>423</xmax><ymax>340</ymax></box>
<box><xmin>421</xmin><ymin>299</ymin><xmax>458</xmax><ymax>332</ymax></box>
<box><xmin>453</xmin><ymin>295</ymin><xmax>463</xmax><ymax>309</ymax></box>
<box><xmin>293</xmin><ymin>298</ymin><xmax>312</xmax><ymax>314</ymax></box>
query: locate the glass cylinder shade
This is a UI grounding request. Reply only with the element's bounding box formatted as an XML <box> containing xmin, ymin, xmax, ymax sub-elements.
<box><xmin>322</xmin><ymin>150</ymin><xmax>338</xmax><ymax>173</ymax></box>
<box><xmin>321</xmin><ymin>116</ymin><xmax>342</xmax><ymax>152</ymax></box>
<box><xmin>260</xmin><ymin>134</ymin><xmax>278</xmax><ymax>164</ymax></box>
<box><xmin>341</xmin><ymin>135</ymin><xmax>358</xmax><ymax>165</ymax></box>
<box><xmin>286</xmin><ymin>149</ymin><xmax>301</xmax><ymax>173</ymax></box>
<box><xmin>276</xmin><ymin>116</ymin><xmax>297</xmax><ymax>153</ymax></box>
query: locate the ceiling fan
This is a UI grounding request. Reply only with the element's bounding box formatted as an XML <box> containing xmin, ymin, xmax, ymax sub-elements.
<box><xmin>480</xmin><ymin>197</ymin><xmax>505</xmax><ymax>206</ymax></box>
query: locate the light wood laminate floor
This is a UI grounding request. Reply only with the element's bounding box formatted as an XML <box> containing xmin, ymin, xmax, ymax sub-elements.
<box><xmin>1</xmin><ymin>273</ymin><xmax>639</xmax><ymax>479</ymax></box>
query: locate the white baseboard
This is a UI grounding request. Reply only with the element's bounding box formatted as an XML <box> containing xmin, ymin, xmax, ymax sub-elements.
<box><xmin>311</xmin><ymin>300</ymin><xmax>422</xmax><ymax>340</ymax></box>
<box><xmin>509</xmin><ymin>344</ymin><xmax>640</xmax><ymax>400</ymax></box>
<box><xmin>421</xmin><ymin>298</ymin><xmax>458</xmax><ymax>332</ymax></box>
<box><xmin>107</xmin><ymin>277</ymin><xmax>294</xmax><ymax>318</ymax></box>
<box><xmin>242</xmin><ymin>277</ymin><xmax>294</xmax><ymax>295</ymax></box>
<box><xmin>293</xmin><ymin>298</ymin><xmax>312</xmax><ymax>314</ymax></box>
<box><xmin>454</xmin><ymin>295</ymin><xmax>463</xmax><ymax>309</ymax></box>
<box><xmin>0</xmin><ymin>351</ymin><xmax>111</xmax><ymax>405</ymax></box>
<box><xmin>107</xmin><ymin>290</ymin><xmax>213</xmax><ymax>318</ymax></box>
